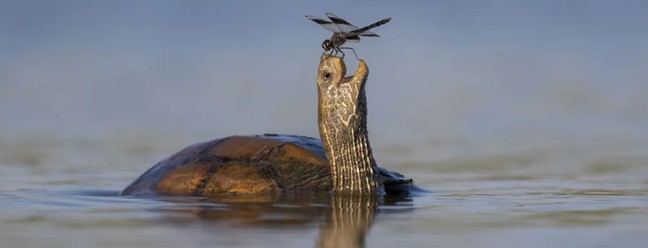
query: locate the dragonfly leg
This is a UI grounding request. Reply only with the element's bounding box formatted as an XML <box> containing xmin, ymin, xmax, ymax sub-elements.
<box><xmin>328</xmin><ymin>48</ymin><xmax>345</xmax><ymax>59</ymax></box>
<box><xmin>339</xmin><ymin>47</ymin><xmax>359</xmax><ymax>60</ymax></box>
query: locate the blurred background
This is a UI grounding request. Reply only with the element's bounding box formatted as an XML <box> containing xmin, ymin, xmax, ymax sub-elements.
<box><xmin>1</xmin><ymin>0</ymin><xmax>647</xmax><ymax>176</ymax></box>
<box><xmin>2</xmin><ymin>1</ymin><xmax>648</xmax><ymax>247</ymax></box>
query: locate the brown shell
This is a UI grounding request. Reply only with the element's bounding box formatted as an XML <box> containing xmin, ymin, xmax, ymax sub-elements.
<box><xmin>121</xmin><ymin>134</ymin><xmax>334</xmax><ymax>196</ymax></box>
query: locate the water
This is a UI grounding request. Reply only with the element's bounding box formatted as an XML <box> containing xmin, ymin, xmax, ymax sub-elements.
<box><xmin>2</xmin><ymin>131</ymin><xmax>648</xmax><ymax>248</ymax></box>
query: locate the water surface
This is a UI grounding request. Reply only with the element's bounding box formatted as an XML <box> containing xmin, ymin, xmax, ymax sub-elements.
<box><xmin>2</xmin><ymin>133</ymin><xmax>648</xmax><ymax>248</ymax></box>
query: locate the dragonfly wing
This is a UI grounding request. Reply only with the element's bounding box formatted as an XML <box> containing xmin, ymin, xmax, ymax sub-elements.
<box><xmin>325</xmin><ymin>13</ymin><xmax>361</xmax><ymax>33</ymax></box>
<box><xmin>358</xmin><ymin>31</ymin><xmax>380</xmax><ymax>37</ymax></box>
<box><xmin>353</xmin><ymin>17</ymin><xmax>391</xmax><ymax>34</ymax></box>
<box><xmin>306</xmin><ymin>15</ymin><xmax>341</xmax><ymax>33</ymax></box>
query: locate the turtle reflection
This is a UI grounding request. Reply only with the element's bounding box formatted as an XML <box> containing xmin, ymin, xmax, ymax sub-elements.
<box><xmin>148</xmin><ymin>193</ymin><xmax>413</xmax><ymax>248</ymax></box>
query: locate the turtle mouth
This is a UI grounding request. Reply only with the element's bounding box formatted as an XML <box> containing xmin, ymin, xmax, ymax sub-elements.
<box><xmin>339</xmin><ymin>68</ymin><xmax>360</xmax><ymax>85</ymax></box>
<box><xmin>339</xmin><ymin>76</ymin><xmax>353</xmax><ymax>85</ymax></box>
<box><xmin>322</xmin><ymin>54</ymin><xmax>367</xmax><ymax>86</ymax></box>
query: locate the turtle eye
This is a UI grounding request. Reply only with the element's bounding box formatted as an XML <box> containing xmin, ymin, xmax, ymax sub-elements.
<box><xmin>323</xmin><ymin>72</ymin><xmax>331</xmax><ymax>81</ymax></box>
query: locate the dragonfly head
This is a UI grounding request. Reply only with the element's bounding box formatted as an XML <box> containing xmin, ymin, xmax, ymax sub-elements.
<box><xmin>322</xmin><ymin>39</ymin><xmax>333</xmax><ymax>51</ymax></box>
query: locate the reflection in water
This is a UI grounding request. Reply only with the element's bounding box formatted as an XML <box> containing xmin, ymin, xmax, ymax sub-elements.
<box><xmin>145</xmin><ymin>193</ymin><xmax>412</xmax><ymax>248</ymax></box>
<box><xmin>318</xmin><ymin>195</ymin><xmax>378</xmax><ymax>248</ymax></box>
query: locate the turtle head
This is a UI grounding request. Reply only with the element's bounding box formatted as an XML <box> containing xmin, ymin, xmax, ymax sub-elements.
<box><xmin>317</xmin><ymin>54</ymin><xmax>368</xmax><ymax>90</ymax></box>
<box><xmin>317</xmin><ymin>54</ymin><xmax>369</xmax><ymax>130</ymax></box>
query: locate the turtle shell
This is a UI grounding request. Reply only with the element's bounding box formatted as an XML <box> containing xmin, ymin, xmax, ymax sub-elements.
<box><xmin>121</xmin><ymin>134</ymin><xmax>411</xmax><ymax>196</ymax></box>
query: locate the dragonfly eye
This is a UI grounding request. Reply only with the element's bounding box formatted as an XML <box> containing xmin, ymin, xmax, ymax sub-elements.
<box><xmin>322</xmin><ymin>40</ymin><xmax>330</xmax><ymax>50</ymax></box>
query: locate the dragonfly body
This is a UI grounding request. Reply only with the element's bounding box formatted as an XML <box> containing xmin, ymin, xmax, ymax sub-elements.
<box><xmin>323</xmin><ymin>33</ymin><xmax>347</xmax><ymax>51</ymax></box>
<box><xmin>306</xmin><ymin>13</ymin><xmax>391</xmax><ymax>58</ymax></box>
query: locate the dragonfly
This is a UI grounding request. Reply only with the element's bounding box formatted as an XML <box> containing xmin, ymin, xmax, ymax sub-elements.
<box><xmin>305</xmin><ymin>13</ymin><xmax>391</xmax><ymax>59</ymax></box>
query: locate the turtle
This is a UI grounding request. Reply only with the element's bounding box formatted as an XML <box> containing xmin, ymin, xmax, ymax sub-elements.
<box><xmin>121</xmin><ymin>54</ymin><xmax>415</xmax><ymax>197</ymax></box>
